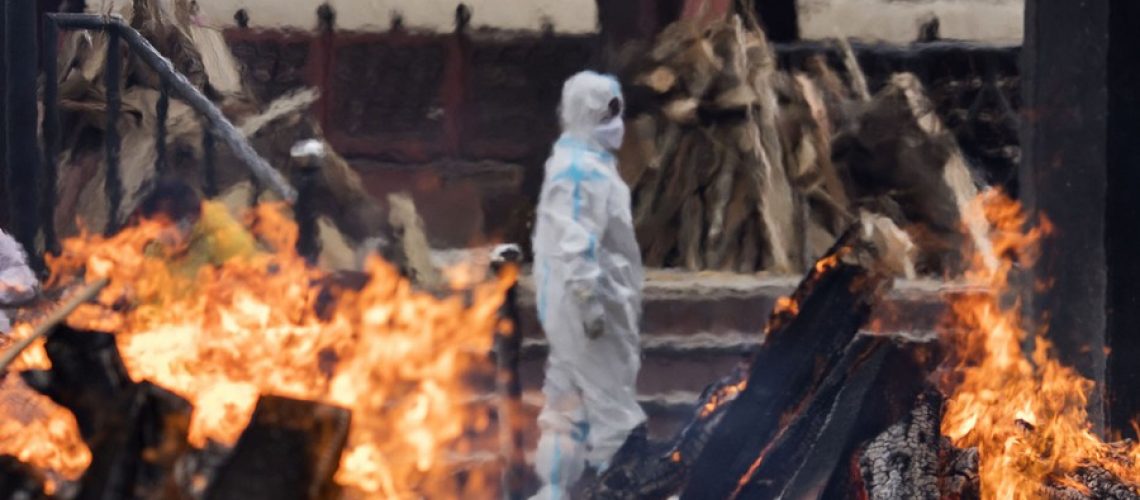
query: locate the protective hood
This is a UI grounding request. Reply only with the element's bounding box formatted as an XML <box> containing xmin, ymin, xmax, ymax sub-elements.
<box><xmin>559</xmin><ymin>70</ymin><xmax>625</xmax><ymax>148</ymax></box>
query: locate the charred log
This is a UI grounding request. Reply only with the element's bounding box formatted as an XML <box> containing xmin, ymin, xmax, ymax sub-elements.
<box><xmin>0</xmin><ymin>456</ymin><xmax>49</xmax><ymax>500</ymax></box>
<box><xmin>594</xmin><ymin>223</ymin><xmax>916</xmax><ymax>499</ymax></box>
<box><xmin>73</xmin><ymin>382</ymin><xmax>192</xmax><ymax>500</ymax></box>
<box><xmin>19</xmin><ymin>327</ymin><xmax>132</xmax><ymax>442</ymax></box>
<box><xmin>1045</xmin><ymin>466</ymin><xmax>1140</xmax><ymax>500</ymax></box>
<box><xmin>204</xmin><ymin>395</ymin><xmax>350</xmax><ymax>500</ymax></box>
<box><xmin>939</xmin><ymin>444</ymin><xmax>979</xmax><ymax>499</ymax></box>
<box><xmin>679</xmin><ymin>229</ymin><xmax>889</xmax><ymax>500</ymax></box>
<box><xmin>20</xmin><ymin>326</ymin><xmax>192</xmax><ymax>499</ymax></box>
<box><xmin>737</xmin><ymin>336</ymin><xmax>932</xmax><ymax>499</ymax></box>
<box><xmin>857</xmin><ymin>388</ymin><xmax>946</xmax><ymax>500</ymax></box>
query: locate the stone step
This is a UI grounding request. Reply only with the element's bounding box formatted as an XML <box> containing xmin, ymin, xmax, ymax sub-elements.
<box><xmin>511</xmin><ymin>329</ymin><xmax>938</xmax><ymax>436</ymax></box>
<box><xmin>515</xmin><ymin>269</ymin><xmax>983</xmax><ymax>339</ymax></box>
<box><xmin>517</xmin><ymin>333</ymin><xmax>752</xmax><ymax>395</ymax></box>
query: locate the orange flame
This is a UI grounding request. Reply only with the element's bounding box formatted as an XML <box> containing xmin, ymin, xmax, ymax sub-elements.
<box><xmin>941</xmin><ymin>191</ymin><xmax>1140</xmax><ymax>498</ymax></box>
<box><xmin>699</xmin><ymin>377</ymin><xmax>749</xmax><ymax>419</ymax></box>
<box><xmin>0</xmin><ymin>203</ymin><xmax>512</xmax><ymax>497</ymax></box>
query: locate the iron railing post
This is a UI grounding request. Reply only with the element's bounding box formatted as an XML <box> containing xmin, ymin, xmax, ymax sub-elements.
<box><xmin>0</xmin><ymin>0</ymin><xmax>7</xmax><ymax>231</ymax></box>
<box><xmin>40</xmin><ymin>14</ymin><xmax>61</xmax><ymax>255</ymax></box>
<box><xmin>156</xmin><ymin>81</ymin><xmax>169</xmax><ymax>174</ymax></box>
<box><xmin>490</xmin><ymin>244</ymin><xmax>525</xmax><ymax>500</ymax></box>
<box><xmin>104</xmin><ymin>26</ymin><xmax>122</xmax><ymax>235</ymax></box>
<box><xmin>201</xmin><ymin>121</ymin><xmax>217</xmax><ymax>197</ymax></box>
<box><xmin>5</xmin><ymin>0</ymin><xmax>43</xmax><ymax>269</ymax></box>
<box><xmin>290</xmin><ymin>140</ymin><xmax>324</xmax><ymax>263</ymax></box>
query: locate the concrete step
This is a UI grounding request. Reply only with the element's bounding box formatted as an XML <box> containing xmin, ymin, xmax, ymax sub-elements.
<box><xmin>506</xmin><ymin>269</ymin><xmax>975</xmax><ymax>441</ymax></box>
<box><xmin>517</xmin><ymin>333</ymin><xmax>752</xmax><ymax>395</ymax></box>
<box><xmin>515</xmin><ymin>269</ymin><xmax>984</xmax><ymax>339</ymax></box>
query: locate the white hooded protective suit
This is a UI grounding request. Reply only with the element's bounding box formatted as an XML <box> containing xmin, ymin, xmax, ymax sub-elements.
<box><xmin>531</xmin><ymin>71</ymin><xmax>646</xmax><ymax>499</ymax></box>
<box><xmin>0</xmin><ymin>230</ymin><xmax>38</xmax><ymax>333</ymax></box>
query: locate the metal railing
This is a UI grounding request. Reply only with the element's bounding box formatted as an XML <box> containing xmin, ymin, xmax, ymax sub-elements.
<box><xmin>38</xmin><ymin>14</ymin><xmax>297</xmax><ymax>245</ymax></box>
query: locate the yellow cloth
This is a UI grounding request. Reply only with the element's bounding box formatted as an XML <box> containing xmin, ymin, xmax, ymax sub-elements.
<box><xmin>154</xmin><ymin>201</ymin><xmax>259</xmax><ymax>279</ymax></box>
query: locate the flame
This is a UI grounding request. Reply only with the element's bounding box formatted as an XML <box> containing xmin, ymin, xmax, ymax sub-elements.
<box><xmin>773</xmin><ymin>296</ymin><xmax>799</xmax><ymax>317</ymax></box>
<box><xmin>699</xmin><ymin>377</ymin><xmax>749</xmax><ymax>419</ymax></box>
<box><xmin>0</xmin><ymin>203</ymin><xmax>512</xmax><ymax>497</ymax></box>
<box><xmin>814</xmin><ymin>253</ymin><xmax>841</xmax><ymax>274</ymax></box>
<box><xmin>941</xmin><ymin>191</ymin><xmax>1140</xmax><ymax>498</ymax></box>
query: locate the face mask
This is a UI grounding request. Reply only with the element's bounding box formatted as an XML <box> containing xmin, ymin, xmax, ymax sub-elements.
<box><xmin>593</xmin><ymin>117</ymin><xmax>625</xmax><ymax>151</ymax></box>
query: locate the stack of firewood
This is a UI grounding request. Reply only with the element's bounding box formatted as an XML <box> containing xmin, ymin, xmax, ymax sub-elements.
<box><xmin>619</xmin><ymin>13</ymin><xmax>986</xmax><ymax>276</ymax></box>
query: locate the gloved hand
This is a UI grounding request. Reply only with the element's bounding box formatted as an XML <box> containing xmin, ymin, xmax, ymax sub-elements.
<box><xmin>572</xmin><ymin>284</ymin><xmax>605</xmax><ymax>339</ymax></box>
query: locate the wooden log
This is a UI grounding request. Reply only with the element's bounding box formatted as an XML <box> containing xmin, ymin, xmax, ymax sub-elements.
<box><xmin>73</xmin><ymin>381</ymin><xmax>192</xmax><ymax>500</ymax></box>
<box><xmin>679</xmin><ymin>196</ymin><xmax>704</xmax><ymax>271</ymax></box>
<box><xmin>889</xmin><ymin>73</ymin><xmax>996</xmax><ymax>274</ymax></box>
<box><xmin>0</xmin><ymin>456</ymin><xmax>48</xmax><ymax>500</ymax></box>
<box><xmin>594</xmin><ymin>219</ymin><xmax>924</xmax><ymax>499</ymax></box>
<box><xmin>204</xmin><ymin>395</ymin><xmax>350</xmax><ymax>500</ymax></box>
<box><xmin>739</xmin><ymin>18</ymin><xmax>796</xmax><ymax>274</ymax></box>
<box><xmin>21</xmin><ymin>327</ymin><xmax>192</xmax><ymax>500</ymax></box>
<box><xmin>20</xmin><ymin>327</ymin><xmax>133</xmax><ymax>442</ymax></box>
<box><xmin>679</xmin><ymin>228</ymin><xmax>890</xmax><ymax>500</ymax></box>
<box><xmin>838</xmin><ymin>38</ymin><xmax>871</xmax><ymax>102</ymax></box>
<box><xmin>831</xmin><ymin>83</ymin><xmax>964</xmax><ymax>275</ymax></box>
<box><xmin>703</xmin><ymin>137</ymin><xmax>740</xmax><ymax>267</ymax></box>
<box><xmin>737</xmin><ymin>335</ymin><xmax>933</xmax><ymax>499</ymax></box>
<box><xmin>589</xmin><ymin>365</ymin><xmax>753</xmax><ymax>499</ymax></box>
<box><xmin>595</xmin><ymin>231</ymin><xmax>878</xmax><ymax>499</ymax></box>
<box><xmin>858</xmin><ymin>389</ymin><xmax>945</xmax><ymax>500</ymax></box>
<box><xmin>0</xmin><ymin>277</ymin><xmax>110</xmax><ymax>374</ymax></box>
<box><xmin>1045</xmin><ymin>467</ymin><xmax>1140</xmax><ymax>500</ymax></box>
<box><xmin>633</xmin><ymin>124</ymin><xmax>685</xmax><ymax>238</ymax></box>
<box><xmin>736</xmin><ymin>219</ymin><xmax>760</xmax><ymax>274</ymax></box>
<box><xmin>708</xmin><ymin>172</ymin><xmax>753</xmax><ymax>271</ymax></box>
<box><xmin>939</xmin><ymin>445</ymin><xmax>980</xmax><ymax>500</ymax></box>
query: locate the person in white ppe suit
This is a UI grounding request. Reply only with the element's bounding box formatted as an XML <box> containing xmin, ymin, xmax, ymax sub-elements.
<box><xmin>0</xmin><ymin>230</ymin><xmax>38</xmax><ymax>333</ymax></box>
<box><xmin>531</xmin><ymin>70</ymin><xmax>646</xmax><ymax>498</ymax></box>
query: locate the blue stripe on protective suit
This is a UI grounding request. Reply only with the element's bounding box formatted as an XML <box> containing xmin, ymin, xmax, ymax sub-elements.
<box><xmin>551</xmin><ymin>139</ymin><xmax>606</xmax><ymax>265</ymax></box>
<box><xmin>550</xmin><ymin>441</ymin><xmax>562</xmax><ymax>500</ymax></box>
<box><xmin>551</xmin><ymin>141</ymin><xmax>608</xmax><ymax>227</ymax></box>
<box><xmin>537</xmin><ymin>260</ymin><xmax>550</xmax><ymax>324</ymax></box>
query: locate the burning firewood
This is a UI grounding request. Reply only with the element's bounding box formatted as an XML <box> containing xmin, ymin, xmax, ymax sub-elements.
<box><xmin>855</xmin><ymin>388</ymin><xmax>1140</xmax><ymax>500</ymax></box>
<box><xmin>0</xmin><ymin>278</ymin><xmax>109</xmax><ymax>374</ymax></box>
<box><xmin>204</xmin><ymin>396</ymin><xmax>350</xmax><ymax>500</ymax></box>
<box><xmin>591</xmin><ymin>214</ymin><xmax>929</xmax><ymax>499</ymax></box>
<box><xmin>857</xmin><ymin>388</ymin><xmax>953</xmax><ymax>500</ymax></box>
<box><xmin>19</xmin><ymin>327</ymin><xmax>191</xmax><ymax>499</ymax></box>
<box><xmin>0</xmin><ymin>456</ymin><xmax>49</xmax><ymax>499</ymax></box>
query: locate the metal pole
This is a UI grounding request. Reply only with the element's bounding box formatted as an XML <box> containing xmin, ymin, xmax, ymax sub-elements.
<box><xmin>290</xmin><ymin>140</ymin><xmax>324</xmax><ymax>263</ymax></box>
<box><xmin>490</xmin><ymin>244</ymin><xmax>524</xmax><ymax>500</ymax></box>
<box><xmin>1</xmin><ymin>0</ymin><xmax>8</xmax><ymax>231</ymax></box>
<box><xmin>41</xmin><ymin>15</ymin><xmax>60</xmax><ymax>255</ymax></box>
<box><xmin>5</xmin><ymin>0</ymin><xmax>43</xmax><ymax>270</ymax></box>
<box><xmin>201</xmin><ymin>123</ymin><xmax>217</xmax><ymax>197</ymax></box>
<box><xmin>104</xmin><ymin>26</ymin><xmax>122</xmax><ymax>235</ymax></box>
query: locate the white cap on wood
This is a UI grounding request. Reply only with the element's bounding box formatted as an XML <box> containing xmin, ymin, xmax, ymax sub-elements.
<box><xmin>289</xmin><ymin>139</ymin><xmax>326</xmax><ymax>159</ymax></box>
